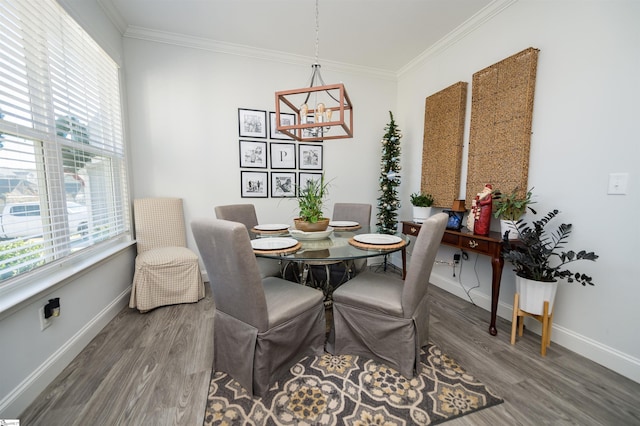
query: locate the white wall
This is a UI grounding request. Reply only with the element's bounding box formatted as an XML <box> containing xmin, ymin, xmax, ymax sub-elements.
<box><xmin>0</xmin><ymin>247</ymin><xmax>135</xmax><ymax>417</ymax></box>
<box><xmin>397</xmin><ymin>0</ymin><xmax>640</xmax><ymax>381</ymax></box>
<box><xmin>123</xmin><ymin>38</ymin><xmax>397</xmax><ymax>252</ymax></box>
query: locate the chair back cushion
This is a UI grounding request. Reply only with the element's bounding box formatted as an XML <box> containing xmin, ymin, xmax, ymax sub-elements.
<box><xmin>134</xmin><ymin>198</ymin><xmax>187</xmax><ymax>253</ymax></box>
<box><xmin>191</xmin><ymin>218</ymin><xmax>269</xmax><ymax>330</ymax></box>
<box><xmin>402</xmin><ymin>213</ymin><xmax>448</xmax><ymax>316</ymax></box>
<box><xmin>214</xmin><ymin>204</ymin><xmax>259</xmax><ymax>238</ymax></box>
<box><xmin>332</xmin><ymin>203</ymin><xmax>372</xmax><ymax>227</ymax></box>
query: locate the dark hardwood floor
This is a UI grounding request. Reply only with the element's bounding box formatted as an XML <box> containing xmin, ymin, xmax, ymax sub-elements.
<box><xmin>21</xmin><ymin>270</ymin><xmax>640</xmax><ymax>425</ymax></box>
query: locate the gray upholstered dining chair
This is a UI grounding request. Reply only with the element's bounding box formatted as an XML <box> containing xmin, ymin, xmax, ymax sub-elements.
<box><xmin>332</xmin><ymin>202</ymin><xmax>372</xmax><ymax>227</ymax></box>
<box><xmin>191</xmin><ymin>218</ymin><xmax>326</xmax><ymax>397</ymax></box>
<box><xmin>331</xmin><ymin>202</ymin><xmax>372</xmax><ymax>276</ymax></box>
<box><xmin>328</xmin><ymin>212</ymin><xmax>448</xmax><ymax>378</ymax></box>
<box><xmin>129</xmin><ymin>198</ymin><xmax>205</xmax><ymax>312</ymax></box>
<box><xmin>214</xmin><ymin>203</ymin><xmax>281</xmax><ymax>278</ymax></box>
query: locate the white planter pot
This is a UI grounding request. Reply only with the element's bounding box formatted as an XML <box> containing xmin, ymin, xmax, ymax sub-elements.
<box><xmin>500</xmin><ymin>219</ymin><xmax>519</xmax><ymax>239</ymax></box>
<box><xmin>412</xmin><ymin>206</ymin><xmax>432</xmax><ymax>223</ymax></box>
<box><xmin>516</xmin><ymin>276</ymin><xmax>558</xmax><ymax>315</ymax></box>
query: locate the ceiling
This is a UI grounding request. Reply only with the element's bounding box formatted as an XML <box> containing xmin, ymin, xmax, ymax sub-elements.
<box><xmin>102</xmin><ymin>0</ymin><xmax>494</xmax><ymax>73</ymax></box>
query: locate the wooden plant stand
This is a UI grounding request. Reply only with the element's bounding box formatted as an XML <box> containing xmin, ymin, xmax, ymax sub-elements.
<box><xmin>510</xmin><ymin>293</ymin><xmax>554</xmax><ymax>356</ymax></box>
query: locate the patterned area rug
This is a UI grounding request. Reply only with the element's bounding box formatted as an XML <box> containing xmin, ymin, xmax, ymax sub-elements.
<box><xmin>203</xmin><ymin>343</ymin><xmax>503</xmax><ymax>425</ymax></box>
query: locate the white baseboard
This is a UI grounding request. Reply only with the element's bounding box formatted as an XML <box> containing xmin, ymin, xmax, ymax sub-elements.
<box><xmin>0</xmin><ymin>289</ymin><xmax>131</xmax><ymax>417</ymax></box>
<box><xmin>430</xmin><ymin>270</ymin><xmax>640</xmax><ymax>384</ymax></box>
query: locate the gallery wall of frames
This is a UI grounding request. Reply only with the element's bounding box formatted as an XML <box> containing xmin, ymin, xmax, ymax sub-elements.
<box><xmin>238</xmin><ymin>108</ymin><xmax>324</xmax><ymax>198</ymax></box>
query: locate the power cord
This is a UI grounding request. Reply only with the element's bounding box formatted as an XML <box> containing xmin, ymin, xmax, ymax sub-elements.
<box><xmin>456</xmin><ymin>250</ymin><xmax>480</xmax><ymax>305</ymax></box>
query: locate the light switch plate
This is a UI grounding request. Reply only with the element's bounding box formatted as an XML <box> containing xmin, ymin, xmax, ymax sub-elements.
<box><xmin>608</xmin><ymin>173</ymin><xmax>628</xmax><ymax>195</ymax></box>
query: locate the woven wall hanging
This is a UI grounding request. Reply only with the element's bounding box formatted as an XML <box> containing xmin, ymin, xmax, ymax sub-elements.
<box><xmin>421</xmin><ymin>81</ymin><xmax>468</xmax><ymax>208</ymax></box>
<box><xmin>465</xmin><ymin>47</ymin><xmax>539</xmax><ymax>207</ymax></box>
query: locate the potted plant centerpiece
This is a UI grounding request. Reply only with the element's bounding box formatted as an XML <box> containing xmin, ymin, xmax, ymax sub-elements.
<box><xmin>294</xmin><ymin>174</ymin><xmax>330</xmax><ymax>232</ymax></box>
<box><xmin>410</xmin><ymin>192</ymin><xmax>434</xmax><ymax>223</ymax></box>
<box><xmin>493</xmin><ymin>187</ymin><xmax>536</xmax><ymax>239</ymax></box>
<box><xmin>503</xmin><ymin>209</ymin><xmax>598</xmax><ymax>315</ymax></box>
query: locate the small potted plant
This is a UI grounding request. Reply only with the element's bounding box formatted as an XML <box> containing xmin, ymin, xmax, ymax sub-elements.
<box><xmin>294</xmin><ymin>174</ymin><xmax>330</xmax><ymax>232</ymax></box>
<box><xmin>410</xmin><ymin>192</ymin><xmax>434</xmax><ymax>223</ymax></box>
<box><xmin>493</xmin><ymin>187</ymin><xmax>536</xmax><ymax>239</ymax></box>
<box><xmin>502</xmin><ymin>209</ymin><xmax>598</xmax><ymax>315</ymax></box>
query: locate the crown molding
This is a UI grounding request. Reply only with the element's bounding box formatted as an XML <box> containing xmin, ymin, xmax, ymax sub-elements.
<box><xmin>123</xmin><ymin>26</ymin><xmax>397</xmax><ymax>81</ymax></box>
<box><xmin>96</xmin><ymin>0</ymin><xmax>127</xmax><ymax>34</ymax></box>
<box><xmin>114</xmin><ymin>0</ymin><xmax>515</xmax><ymax>80</ymax></box>
<box><xmin>397</xmin><ymin>0</ymin><xmax>518</xmax><ymax>77</ymax></box>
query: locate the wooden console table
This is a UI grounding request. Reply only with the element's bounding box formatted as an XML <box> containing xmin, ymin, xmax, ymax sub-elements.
<box><xmin>401</xmin><ymin>221</ymin><xmax>504</xmax><ymax>336</ymax></box>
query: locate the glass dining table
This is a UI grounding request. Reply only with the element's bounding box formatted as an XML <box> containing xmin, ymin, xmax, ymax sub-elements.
<box><xmin>252</xmin><ymin>226</ymin><xmax>409</xmax><ymax>294</ymax></box>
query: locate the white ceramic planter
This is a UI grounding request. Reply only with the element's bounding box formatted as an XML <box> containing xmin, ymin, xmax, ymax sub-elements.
<box><xmin>516</xmin><ymin>275</ymin><xmax>558</xmax><ymax>315</ymax></box>
<box><xmin>500</xmin><ymin>219</ymin><xmax>519</xmax><ymax>239</ymax></box>
<box><xmin>412</xmin><ymin>206</ymin><xmax>432</xmax><ymax>223</ymax></box>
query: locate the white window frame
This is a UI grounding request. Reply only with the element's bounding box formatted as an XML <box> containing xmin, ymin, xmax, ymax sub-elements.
<box><xmin>0</xmin><ymin>0</ymin><xmax>132</xmax><ymax>313</ymax></box>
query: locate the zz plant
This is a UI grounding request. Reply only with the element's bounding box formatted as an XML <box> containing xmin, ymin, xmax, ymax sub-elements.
<box><xmin>502</xmin><ymin>209</ymin><xmax>598</xmax><ymax>285</ymax></box>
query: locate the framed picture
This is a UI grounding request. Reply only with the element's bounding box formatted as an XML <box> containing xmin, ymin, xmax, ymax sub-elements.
<box><xmin>270</xmin><ymin>142</ymin><xmax>296</xmax><ymax>169</ymax></box>
<box><xmin>238</xmin><ymin>108</ymin><xmax>267</xmax><ymax>138</ymax></box>
<box><xmin>299</xmin><ymin>144</ymin><xmax>323</xmax><ymax>170</ymax></box>
<box><xmin>241</xmin><ymin>171</ymin><xmax>268</xmax><ymax>198</ymax></box>
<box><xmin>299</xmin><ymin>172</ymin><xmax>322</xmax><ymax>192</ymax></box>
<box><xmin>269</xmin><ymin>111</ymin><xmax>296</xmax><ymax>140</ymax></box>
<box><xmin>271</xmin><ymin>172</ymin><xmax>296</xmax><ymax>198</ymax></box>
<box><xmin>239</xmin><ymin>140</ymin><xmax>267</xmax><ymax>168</ymax></box>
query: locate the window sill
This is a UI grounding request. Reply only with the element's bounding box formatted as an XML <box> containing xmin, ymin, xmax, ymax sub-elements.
<box><xmin>0</xmin><ymin>238</ymin><xmax>135</xmax><ymax>320</ymax></box>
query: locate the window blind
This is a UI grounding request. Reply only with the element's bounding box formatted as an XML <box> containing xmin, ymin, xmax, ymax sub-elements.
<box><xmin>0</xmin><ymin>0</ymin><xmax>131</xmax><ymax>284</ymax></box>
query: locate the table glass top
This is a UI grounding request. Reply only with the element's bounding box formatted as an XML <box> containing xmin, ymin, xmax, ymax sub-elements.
<box><xmin>253</xmin><ymin>226</ymin><xmax>409</xmax><ymax>261</ymax></box>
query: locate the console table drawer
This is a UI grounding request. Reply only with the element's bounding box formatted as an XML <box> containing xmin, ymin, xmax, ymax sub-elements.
<box><xmin>441</xmin><ymin>232</ymin><xmax>460</xmax><ymax>246</ymax></box>
<box><xmin>441</xmin><ymin>232</ymin><xmax>490</xmax><ymax>253</ymax></box>
<box><xmin>458</xmin><ymin>236</ymin><xmax>490</xmax><ymax>253</ymax></box>
<box><xmin>402</xmin><ymin>222</ymin><xmax>421</xmax><ymax>237</ymax></box>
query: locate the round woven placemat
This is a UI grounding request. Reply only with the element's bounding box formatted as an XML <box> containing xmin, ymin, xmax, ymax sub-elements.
<box><xmin>253</xmin><ymin>241</ymin><xmax>301</xmax><ymax>255</ymax></box>
<box><xmin>348</xmin><ymin>238</ymin><xmax>407</xmax><ymax>250</ymax></box>
<box><xmin>251</xmin><ymin>227</ymin><xmax>291</xmax><ymax>235</ymax></box>
<box><xmin>332</xmin><ymin>225</ymin><xmax>361</xmax><ymax>231</ymax></box>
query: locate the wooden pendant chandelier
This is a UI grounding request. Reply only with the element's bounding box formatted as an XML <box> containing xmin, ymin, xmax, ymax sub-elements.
<box><xmin>274</xmin><ymin>0</ymin><xmax>353</xmax><ymax>142</ymax></box>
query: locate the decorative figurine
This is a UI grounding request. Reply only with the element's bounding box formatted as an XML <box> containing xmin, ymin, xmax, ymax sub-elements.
<box><xmin>468</xmin><ymin>183</ymin><xmax>493</xmax><ymax>235</ymax></box>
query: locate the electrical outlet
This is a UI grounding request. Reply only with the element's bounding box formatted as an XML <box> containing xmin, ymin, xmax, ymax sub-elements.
<box><xmin>40</xmin><ymin>305</ymin><xmax>52</xmax><ymax>331</ymax></box>
<box><xmin>453</xmin><ymin>254</ymin><xmax>461</xmax><ymax>263</ymax></box>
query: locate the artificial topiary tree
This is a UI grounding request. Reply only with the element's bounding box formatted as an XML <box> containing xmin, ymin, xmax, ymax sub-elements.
<box><xmin>376</xmin><ymin>111</ymin><xmax>402</xmax><ymax>234</ymax></box>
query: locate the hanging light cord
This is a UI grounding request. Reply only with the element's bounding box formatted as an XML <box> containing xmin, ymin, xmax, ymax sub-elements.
<box><xmin>304</xmin><ymin>0</ymin><xmax>340</xmax><ymax>105</ymax></box>
<box><xmin>305</xmin><ymin>0</ymin><xmax>324</xmax><ymax>102</ymax></box>
<box><xmin>314</xmin><ymin>0</ymin><xmax>320</xmax><ymax>66</ymax></box>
